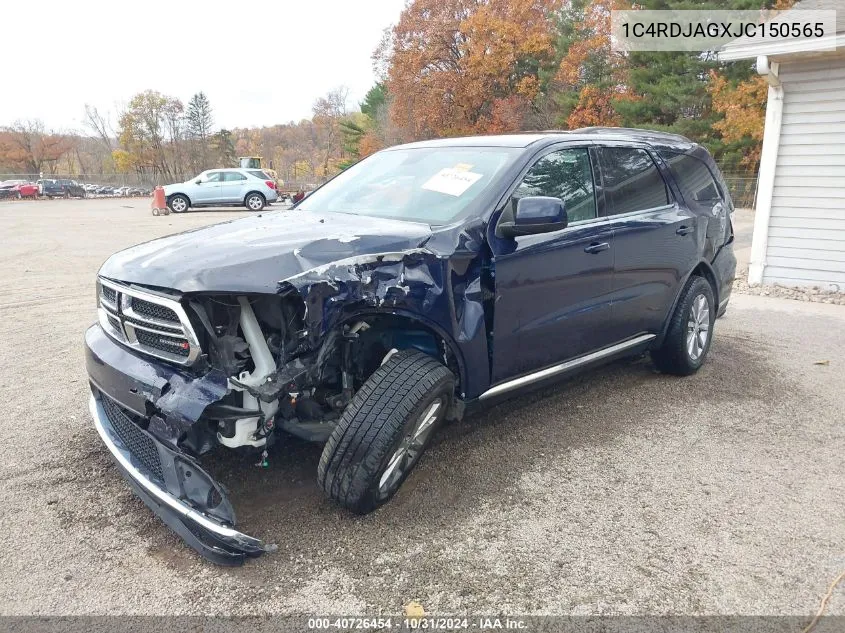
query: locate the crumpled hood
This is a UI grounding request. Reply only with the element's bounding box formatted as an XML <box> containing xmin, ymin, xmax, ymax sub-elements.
<box><xmin>99</xmin><ymin>211</ymin><xmax>434</xmax><ymax>294</ymax></box>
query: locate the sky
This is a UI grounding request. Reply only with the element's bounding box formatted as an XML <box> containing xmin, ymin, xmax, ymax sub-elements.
<box><xmin>0</xmin><ymin>0</ymin><xmax>405</xmax><ymax>133</ymax></box>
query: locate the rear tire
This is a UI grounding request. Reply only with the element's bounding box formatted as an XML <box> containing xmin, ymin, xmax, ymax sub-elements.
<box><xmin>167</xmin><ymin>194</ymin><xmax>189</xmax><ymax>214</ymax></box>
<box><xmin>651</xmin><ymin>276</ymin><xmax>715</xmax><ymax>376</ymax></box>
<box><xmin>317</xmin><ymin>349</ymin><xmax>454</xmax><ymax>514</ymax></box>
<box><xmin>245</xmin><ymin>192</ymin><xmax>265</xmax><ymax>211</ymax></box>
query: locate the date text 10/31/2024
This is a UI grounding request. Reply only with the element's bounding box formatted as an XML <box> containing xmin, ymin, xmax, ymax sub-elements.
<box><xmin>307</xmin><ymin>617</ymin><xmax>529</xmax><ymax>630</ymax></box>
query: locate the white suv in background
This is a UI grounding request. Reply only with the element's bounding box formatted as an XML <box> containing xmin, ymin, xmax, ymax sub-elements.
<box><xmin>163</xmin><ymin>168</ymin><xmax>279</xmax><ymax>213</ymax></box>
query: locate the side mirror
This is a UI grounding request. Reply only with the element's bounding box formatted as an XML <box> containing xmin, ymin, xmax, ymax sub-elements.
<box><xmin>195</xmin><ymin>179</ymin><xmax>202</xmax><ymax>185</ymax></box>
<box><xmin>499</xmin><ymin>196</ymin><xmax>568</xmax><ymax>238</ymax></box>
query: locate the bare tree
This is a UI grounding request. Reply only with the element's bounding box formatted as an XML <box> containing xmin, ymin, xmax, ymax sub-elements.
<box><xmin>312</xmin><ymin>86</ymin><xmax>350</xmax><ymax>176</ymax></box>
<box><xmin>84</xmin><ymin>105</ymin><xmax>115</xmax><ymax>169</ymax></box>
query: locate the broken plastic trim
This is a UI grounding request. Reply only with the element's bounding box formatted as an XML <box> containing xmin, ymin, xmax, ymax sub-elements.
<box><xmin>89</xmin><ymin>394</ymin><xmax>274</xmax><ymax>565</ymax></box>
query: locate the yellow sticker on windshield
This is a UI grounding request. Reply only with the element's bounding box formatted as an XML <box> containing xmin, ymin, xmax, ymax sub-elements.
<box><xmin>453</xmin><ymin>163</ymin><xmax>474</xmax><ymax>172</ymax></box>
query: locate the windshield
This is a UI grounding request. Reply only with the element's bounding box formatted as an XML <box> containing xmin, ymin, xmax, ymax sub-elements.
<box><xmin>298</xmin><ymin>146</ymin><xmax>519</xmax><ymax>224</ymax></box>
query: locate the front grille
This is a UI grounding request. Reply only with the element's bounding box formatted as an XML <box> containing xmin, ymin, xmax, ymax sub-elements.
<box><xmin>122</xmin><ymin>313</ymin><xmax>183</xmax><ymax>333</ymax></box>
<box><xmin>97</xmin><ymin>278</ymin><xmax>200</xmax><ymax>365</ymax></box>
<box><xmin>135</xmin><ymin>328</ymin><xmax>190</xmax><ymax>357</ymax></box>
<box><xmin>107</xmin><ymin>314</ymin><xmax>122</xmax><ymax>333</ymax></box>
<box><xmin>101</xmin><ymin>395</ymin><xmax>164</xmax><ymax>482</ymax></box>
<box><xmin>101</xmin><ymin>285</ymin><xmax>117</xmax><ymax>306</ymax></box>
<box><xmin>131</xmin><ymin>297</ymin><xmax>178</xmax><ymax>323</ymax></box>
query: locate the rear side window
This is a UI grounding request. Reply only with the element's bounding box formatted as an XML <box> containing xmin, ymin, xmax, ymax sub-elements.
<box><xmin>247</xmin><ymin>170</ymin><xmax>269</xmax><ymax>179</ymax></box>
<box><xmin>512</xmin><ymin>148</ymin><xmax>597</xmax><ymax>222</ymax></box>
<box><xmin>598</xmin><ymin>148</ymin><xmax>669</xmax><ymax>215</ymax></box>
<box><xmin>222</xmin><ymin>172</ymin><xmax>247</xmax><ymax>182</ymax></box>
<box><xmin>659</xmin><ymin>151</ymin><xmax>722</xmax><ymax>204</ymax></box>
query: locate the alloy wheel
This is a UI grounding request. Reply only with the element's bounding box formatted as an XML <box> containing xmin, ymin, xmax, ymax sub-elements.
<box><xmin>686</xmin><ymin>294</ymin><xmax>710</xmax><ymax>360</ymax></box>
<box><xmin>377</xmin><ymin>397</ymin><xmax>444</xmax><ymax>497</ymax></box>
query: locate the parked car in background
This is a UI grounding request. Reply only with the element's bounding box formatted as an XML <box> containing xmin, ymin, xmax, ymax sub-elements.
<box><xmin>163</xmin><ymin>168</ymin><xmax>278</xmax><ymax>213</ymax></box>
<box><xmin>38</xmin><ymin>179</ymin><xmax>86</xmax><ymax>198</ymax></box>
<box><xmin>0</xmin><ymin>180</ymin><xmax>18</xmax><ymax>199</ymax></box>
<box><xmin>0</xmin><ymin>180</ymin><xmax>38</xmax><ymax>199</ymax></box>
<box><xmin>12</xmin><ymin>181</ymin><xmax>39</xmax><ymax>199</ymax></box>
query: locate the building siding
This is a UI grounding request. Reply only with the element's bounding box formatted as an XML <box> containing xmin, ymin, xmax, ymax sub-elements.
<box><xmin>765</xmin><ymin>57</ymin><xmax>845</xmax><ymax>290</ymax></box>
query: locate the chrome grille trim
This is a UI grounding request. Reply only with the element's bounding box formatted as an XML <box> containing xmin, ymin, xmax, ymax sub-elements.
<box><xmin>97</xmin><ymin>277</ymin><xmax>201</xmax><ymax>365</ymax></box>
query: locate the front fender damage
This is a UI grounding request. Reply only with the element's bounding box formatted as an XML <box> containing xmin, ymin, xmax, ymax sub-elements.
<box><xmin>86</xmin><ymin>223</ymin><xmax>493</xmax><ymax>565</ymax></box>
<box><xmin>277</xmin><ymin>239</ymin><xmax>491</xmax><ymax>400</ymax></box>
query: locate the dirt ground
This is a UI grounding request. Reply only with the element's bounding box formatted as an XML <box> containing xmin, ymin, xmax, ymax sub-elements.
<box><xmin>0</xmin><ymin>198</ymin><xmax>843</xmax><ymax>616</ymax></box>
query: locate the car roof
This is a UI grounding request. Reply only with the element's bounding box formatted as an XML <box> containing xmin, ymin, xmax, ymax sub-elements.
<box><xmin>388</xmin><ymin>127</ymin><xmax>698</xmax><ymax>153</ymax></box>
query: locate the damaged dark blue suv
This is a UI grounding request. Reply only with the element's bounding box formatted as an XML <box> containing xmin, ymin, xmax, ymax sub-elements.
<box><xmin>85</xmin><ymin>128</ymin><xmax>736</xmax><ymax>564</ymax></box>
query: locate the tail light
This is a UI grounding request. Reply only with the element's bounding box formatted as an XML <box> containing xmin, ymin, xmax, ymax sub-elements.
<box><xmin>265</xmin><ymin>180</ymin><xmax>276</xmax><ymax>190</ymax></box>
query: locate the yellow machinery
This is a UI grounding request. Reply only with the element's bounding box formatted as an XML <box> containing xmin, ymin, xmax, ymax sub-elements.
<box><xmin>238</xmin><ymin>157</ymin><xmax>280</xmax><ymax>185</ymax></box>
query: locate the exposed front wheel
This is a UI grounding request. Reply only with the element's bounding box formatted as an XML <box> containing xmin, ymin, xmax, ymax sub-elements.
<box><xmin>317</xmin><ymin>349</ymin><xmax>455</xmax><ymax>514</ymax></box>
<box><xmin>651</xmin><ymin>276</ymin><xmax>715</xmax><ymax>376</ymax></box>
<box><xmin>168</xmin><ymin>194</ymin><xmax>189</xmax><ymax>213</ymax></box>
<box><xmin>245</xmin><ymin>193</ymin><xmax>265</xmax><ymax>211</ymax></box>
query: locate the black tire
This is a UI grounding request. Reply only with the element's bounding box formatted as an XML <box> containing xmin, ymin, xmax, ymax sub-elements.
<box><xmin>317</xmin><ymin>349</ymin><xmax>454</xmax><ymax>514</ymax></box>
<box><xmin>245</xmin><ymin>192</ymin><xmax>266</xmax><ymax>211</ymax></box>
<box><xmin>651</xmin><ymin>275</ymin><xmax>715</xmax><ymax>376</ymax></box>
<box><xmin>167</xmin><ymin>194</ymin><xmax>189</xmax><ymax>214</ymax></box>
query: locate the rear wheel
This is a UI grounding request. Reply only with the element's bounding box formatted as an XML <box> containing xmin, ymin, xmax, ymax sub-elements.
<box><xmin>245</xmin><ymin>192</ymin><xmax>265</xmax><ymax>211</ymax></box>
<box><xmin>651</xmin><ymin>276</ymin><xmax>715</xmax><ymax>376</ymax></box>
<box><xmin>168</xmin><ymin>194</ymin><xmax>189</xmax><ymax>213</ymax></box>
<box><xmin>317</xmin><ymin>349</ymin><xmax>454</xmax><ymax>514</ymax></box>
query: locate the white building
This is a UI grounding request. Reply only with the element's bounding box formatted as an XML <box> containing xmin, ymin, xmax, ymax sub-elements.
<box><xmin>720</xmin><ymin>0</ymin><xmax>845</xmax><ymax>290</ymax></box>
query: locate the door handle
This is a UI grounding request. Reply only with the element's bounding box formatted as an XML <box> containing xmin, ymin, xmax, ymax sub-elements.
<box><xmin>676</xmin><ymin>226</ymin><xmax>693</xmax><ymax>236</ymax></box>
<box><xmin>584</xmin><ymin>242</ymin><xmax>610</xmax><ymax>254</ymax></box>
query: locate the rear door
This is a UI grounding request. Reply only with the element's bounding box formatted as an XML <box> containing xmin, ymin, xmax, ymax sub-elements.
<box><xmin>220</xmin><ymin>171</ymin><xmax>248</xmax><ymax>203</ymax></box>
<box><xmin>489</xmin><ymin>145</ymin><xmax>617</xmax><ymax>382</ymax></box>
<box><xmin>596</xmin><ymin>145</ymin><xmax>699</xmax><ymax>339</ymax></box>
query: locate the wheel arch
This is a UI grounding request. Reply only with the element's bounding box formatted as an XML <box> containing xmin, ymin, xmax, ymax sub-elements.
<box><xmin>655</xmin><ymin>260</ymin><xmax>719</xmax><ymax>347</ymax></box>
<box><xmin>337</xmin><ymin>308</ymin><xmax>467</xmax><ymax>411</ymax></box>
<box><xmin>244</xmin><ymin>190</ymin><xmax>266</xmax><ymax>202</ymax></box>
<box><xmin>167</xmin><ymin>192</ymin><xmax>192</xmax><ymax>206</ymax></box>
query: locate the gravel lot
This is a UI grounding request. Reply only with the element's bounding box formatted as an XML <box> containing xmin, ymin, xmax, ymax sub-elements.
<box><xmin>0</xmin><ymin>198</ymin><xmax>843</xmax><ymax>616</ymax></box>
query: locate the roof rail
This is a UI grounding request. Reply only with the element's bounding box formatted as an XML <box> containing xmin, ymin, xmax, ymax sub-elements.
<box><xmin>572</xmin><ymin>126</ymin><xmax>693</xmax><ymax>143</ymax></box>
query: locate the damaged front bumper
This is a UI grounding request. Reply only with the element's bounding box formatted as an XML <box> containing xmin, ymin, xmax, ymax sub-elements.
<box><xmin>89</xmin><ymin>394</ymin><xmax>270</xmax><ymax>565</ymax></box>
<box><xmin>85</xmin><ymin>325</ymin><xmax>273</xmax><ymax>565</ymax></box>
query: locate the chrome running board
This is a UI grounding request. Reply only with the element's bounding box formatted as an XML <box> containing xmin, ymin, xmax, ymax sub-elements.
<box><xmin>478</xmin><ymin>334</ymin><xmax>656</xmax><ymax>401</ymax></box>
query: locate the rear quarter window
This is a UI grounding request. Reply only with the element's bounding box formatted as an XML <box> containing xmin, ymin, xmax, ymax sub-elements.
<box><xmin>247</xmin><ymin>170</ymin><xmax>270</xmax><ymax>179</ymax></box>
<box><xmin>658</xmin><ymin>151</ymin><xmax>723</xmax><ymax>205</ymax></box>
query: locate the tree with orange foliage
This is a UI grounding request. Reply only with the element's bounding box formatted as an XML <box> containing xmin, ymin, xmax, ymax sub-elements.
<box><xmin>380</xmin><ymin>0</ymin><xmax>561</xmax><ymax>139</ymax></box>
<box><xmin>0</xmin><ymin>120</ymin><xmax>74</xmax><ymax>175</ymax></box>
<box><xmin>708</xmin><ymin>71</ymin><xmax>768</xmax><ymax>171</ymax></box>
<box><xmin>553</xmin><ymin>0</ymin><xmax>633</xmax><ymax>129</ymax></box>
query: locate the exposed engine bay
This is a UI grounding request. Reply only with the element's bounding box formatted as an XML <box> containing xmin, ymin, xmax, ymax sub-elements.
<box><xmin>184</xmin><ymin>292</ymin><xmax>459</xmax><ymax>456</ymax></box>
